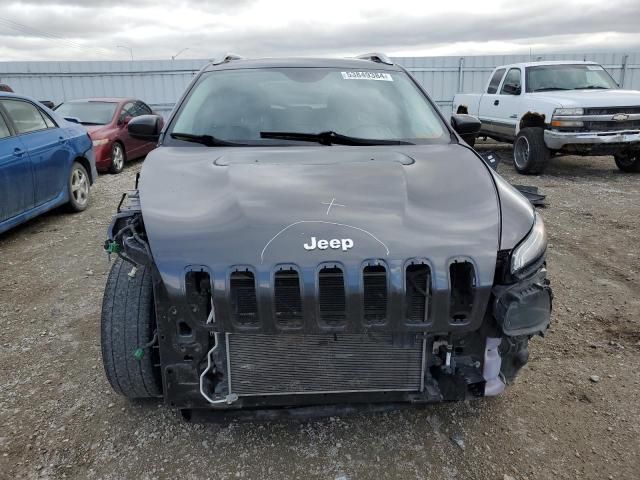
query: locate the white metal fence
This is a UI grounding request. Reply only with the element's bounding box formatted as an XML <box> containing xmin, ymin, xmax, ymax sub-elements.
<box><xmin>1</xmin><ymin>52</ymin><xmax>639</xmax><ymax>118</ymax></box>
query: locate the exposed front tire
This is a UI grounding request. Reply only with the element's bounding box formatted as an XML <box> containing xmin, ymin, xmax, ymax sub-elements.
<box><xmin>101</xmin><ymin>258</ymin><xmax>162</xmax><ymax>399</ymax></box>
<box><xmin>614</xmin><ymin>152</ymin><xmax>640</xmax><ymax>172</ymax></box>
<box><xmin>68</xmin><ymin>161</ymin><xmax>90</xmax><ymax>212</ymax></box>
<box><xmin>513</xmin><ymin>127</ymin><xmax>550</xmax><ymax>174</ymax></box>
<box><xmin>109</xmin><ymin>142</ymin><xmax>126</xmax><ymax>174</ymax></box>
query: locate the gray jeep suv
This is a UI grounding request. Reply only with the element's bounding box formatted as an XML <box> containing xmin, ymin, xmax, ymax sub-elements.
<box><xmin>101</xmin><ymin>54</ymin><xmax>552</xmax><ymax>418</ymax></box>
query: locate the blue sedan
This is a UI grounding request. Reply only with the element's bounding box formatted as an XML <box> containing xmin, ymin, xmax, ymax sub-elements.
<box><xmin>0</xmin><ymin>93</ymin><xmax>97</xmax><ymax>234</ymax></box>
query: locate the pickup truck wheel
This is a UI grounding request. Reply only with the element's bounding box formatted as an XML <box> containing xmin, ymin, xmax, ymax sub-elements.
<box><xmin>513</xmin><ymin>128</ymin><xmax>550</xmax><ymax>174</ymax></box>
<box><xmin>614</xmin><ymin>152</ymin><xmax>640</xmax><ymax>173</ymax></box>
<box><xmin>101</xmin><ymin>258</ymin><xmax>162</xmax><ymax>399</ymax></box>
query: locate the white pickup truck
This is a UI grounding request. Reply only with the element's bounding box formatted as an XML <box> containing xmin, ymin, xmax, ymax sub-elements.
<box><xmin>453</xmin><ymin>61</ymin><xmax>640</xmax><ymax>174</ymax></box>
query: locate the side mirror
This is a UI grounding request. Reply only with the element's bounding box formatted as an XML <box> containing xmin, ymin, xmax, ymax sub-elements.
<box><xmin>128</xmin><ymin>114</ymin><xmax>163</xmax><ymax>141</ymax></box>
<box><xmin>451</xmin><ymin>114</ymin><xmax>481</xmax><ymax>146</ymax></box>
<box><xmin>502</xmin><ymin>83</ymin><xmax>521</xmax><ymax>95</ymax></box>
<box><xmin>40</xmin><ymin>100</ymin><xmax>55</xmax><ymax>109</ymax></box>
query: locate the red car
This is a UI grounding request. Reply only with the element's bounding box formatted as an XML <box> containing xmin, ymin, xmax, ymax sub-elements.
<box><xmin>55</xmin><ymin>98</ymin><xmax>159</xmax><ymax>173</ymax></box>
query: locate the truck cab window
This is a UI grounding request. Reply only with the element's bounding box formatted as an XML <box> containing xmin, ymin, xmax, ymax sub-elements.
<box><xmin>500</xmin><ymin>68</ymin><xmax>521</xmax><ymax>95</ymax></box>
<box><xmin>487</xmin><ymin>68</ymin><xmax>506</xmax><ymax>94</ymax></box>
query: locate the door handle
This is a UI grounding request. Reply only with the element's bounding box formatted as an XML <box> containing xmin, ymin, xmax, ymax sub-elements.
<box><xmin>14</xmin><ymin>147</ymin><xmax>24</xmax><ymax>157</ymax></box>
<box><xmin>494</xmin><ymin>100</ymin><xmax>500</xmax><ymax>106</ymax></box>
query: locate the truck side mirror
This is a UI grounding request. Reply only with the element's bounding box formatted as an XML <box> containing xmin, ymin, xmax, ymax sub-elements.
<box><xmin>502</xmin><ymin>83</ymin><xmax>521</xmax><ymax>95</ymax></box>
<box><xmin>128</xmin><ymin>114</ymin><xmax>163</xmax><ymax>141</ymax></box>
<box><xmin>451</xmin><ymin>114</ymin><xmax>481</xmax><ymax>146</ymax></box>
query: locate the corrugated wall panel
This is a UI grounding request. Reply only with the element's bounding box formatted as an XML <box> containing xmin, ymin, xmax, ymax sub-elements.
<box><xmin>1</xmin><ymin>53</ymin><xmax>638</xmax><ymax>120</ymax></box>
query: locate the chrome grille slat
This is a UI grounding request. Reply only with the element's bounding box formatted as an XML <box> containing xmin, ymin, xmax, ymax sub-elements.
<box><xmin>227</xmin><ymin>333</ymin><xmax>424</xmax><ymax>396</ymax></box>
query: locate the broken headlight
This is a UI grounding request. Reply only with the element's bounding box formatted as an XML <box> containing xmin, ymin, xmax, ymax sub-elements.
<box><xmin>511</xmin><ymin>212</ymin><xmax>547</xmax><ymax>274</ymax></box>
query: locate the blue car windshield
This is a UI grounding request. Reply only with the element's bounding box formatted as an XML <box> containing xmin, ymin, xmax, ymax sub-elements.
<box><xmin>169</xmin><ymin>68</ymin><xmax>449</xmax><ymax>145</ymax></box>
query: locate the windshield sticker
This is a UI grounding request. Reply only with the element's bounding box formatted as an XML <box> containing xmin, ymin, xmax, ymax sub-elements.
<box><xmin>341</xmin><ymin>71</ymin><xmax>393</xmax><ymax>81</ymax></box>
<box><xmin>586</xmin><ymin>65</ymin><xmax>604</xmax><ymax>71</ymax></box>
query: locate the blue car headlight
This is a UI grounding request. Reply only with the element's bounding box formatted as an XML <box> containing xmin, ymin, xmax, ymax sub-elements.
<box><xmin>511</xmin><ymin>212</ymin><xmax>547</xmax><ymax>274</ymax></box>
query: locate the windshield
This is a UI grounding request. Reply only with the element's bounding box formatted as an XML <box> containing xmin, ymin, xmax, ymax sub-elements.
<box><xmin>55</xmin><ymin>101</ymin><xmax>118</xmax><ymax>125</ymax></box>
<box><xmin>526</xmin><ymin>64</ymin><xmax>618</xmax><ymax>92</ymax></box>
<box><xmin>169</xmin><ymin>68</ymin><xmax>449</xmax><ymax>145</ymax></box>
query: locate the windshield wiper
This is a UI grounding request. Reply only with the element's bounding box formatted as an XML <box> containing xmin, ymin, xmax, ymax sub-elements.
<box><xmin>573</xmin><ymin>85</ymin><xmax>609</xmax><ymax>90</ymax></box>
<box><xmin>532</xmin><ymin>87</ymin><xmax>571</xmax><ymax>92</ymax></box>
<box><xmin>79</xmin><ymin>121</ymin><xmax>103</xmax><ymax>126</ymax></box>
<box><xmin>260</xmin><ymin>130</ymin><xmax>414</xmax><ymax>146</ymax></box>
<box><xmin>170</xmin><ymin>132</ymin><xmax>245</xmax><ymax>146</ymax></box>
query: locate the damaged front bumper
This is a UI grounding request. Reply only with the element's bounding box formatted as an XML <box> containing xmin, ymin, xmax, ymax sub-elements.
<box><xmin>104</xmin><ymin>192</ymin><xmax>553</xmax><ymax>412</ymax></box>
<box><xmin>544</xmin><ymin>129</ymin><xmax>640</xmax><ymax>151</ymax></box>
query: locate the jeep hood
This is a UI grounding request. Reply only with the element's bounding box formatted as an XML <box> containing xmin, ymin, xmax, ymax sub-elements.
<box><xmin>140</xmin><ymin>144</ymin><xmax>503</xmax><ymax>309</ymax></box>
<box><xmin>532</xmin><ymin>88</ymin><xmax>640</xmax><ymax>108</ymax></box>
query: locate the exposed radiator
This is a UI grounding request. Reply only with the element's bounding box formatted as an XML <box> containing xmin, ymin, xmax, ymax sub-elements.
<box><xmin>226</xmin><ymin>333</ymin><xmax>425</xmax><ymax>396</ymax></box>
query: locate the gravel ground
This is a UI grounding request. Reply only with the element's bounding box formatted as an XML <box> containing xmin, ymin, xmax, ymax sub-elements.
<box><xmin>1</xmin><ymin>146</ymin><xmax>639</xmax><ymax>480</ymax></box>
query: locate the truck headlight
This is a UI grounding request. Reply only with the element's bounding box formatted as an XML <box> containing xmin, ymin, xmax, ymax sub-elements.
<box><xmin>551</xmin><ymin>108</ymin><xmax>584</xmax><ymax>128</ymax></box>
<box><xmin>553</xmin><ymin>108</ymin><xmax>583</xmax><ymax>116</ymax></box>
<box><xmin>511</xmin><ymin>212</ymin><xmax>547</xmax><ymax>274</ymax></box>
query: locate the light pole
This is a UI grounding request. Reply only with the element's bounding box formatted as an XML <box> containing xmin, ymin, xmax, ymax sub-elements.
<box><xmin>172</xmin><ymin>48</ymin><xmax>189</xmax><ymax>60</ymax></box>
<box><xmin>116</xmin><ymin>45</ymin><xmax>133</xmax><ymax>61</ymax></box>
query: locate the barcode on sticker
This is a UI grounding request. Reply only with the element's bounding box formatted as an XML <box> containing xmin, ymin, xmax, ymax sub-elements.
<box><xmin>341</xmin><ymin>71</ymin><xmax>393</xmax><ymax>81</ymax></box>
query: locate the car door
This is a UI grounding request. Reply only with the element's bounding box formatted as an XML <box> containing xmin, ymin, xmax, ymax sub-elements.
<box><xmin>478</xmin><ymin>68</ymin><xmax>506</xmax><ymax>137</ymax></box>
<box><xmin>0</xmin><ymin>99</ymin><xmax>70</xmax><ymax>206</ymax></box>
<box><xmin>0</xmin><ymin>106</ymin><xmax>35</xmax><ymax>223</ymax></box>
<box><xmin>492</xmin><ymin>68</ymin><xmax>523</xmax><ymax>141</ymax></box>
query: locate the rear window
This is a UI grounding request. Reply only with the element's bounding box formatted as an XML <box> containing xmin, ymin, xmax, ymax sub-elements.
<box><xmin>487</xmin><ymin>69</ymin><xmax>506</xmax><ymax>94</ymax></box>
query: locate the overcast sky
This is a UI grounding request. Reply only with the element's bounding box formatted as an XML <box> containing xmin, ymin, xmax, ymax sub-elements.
<box><xmin>0</xmin><ymin>0</ymin><xmax>638</xmax><ymax>61</ymax></box>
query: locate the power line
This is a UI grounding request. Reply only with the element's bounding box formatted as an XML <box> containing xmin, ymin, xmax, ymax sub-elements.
<box><xmin>0</xmin><ymin>16</ymin><xmax>115</xmax><ymax>58</ymax></box>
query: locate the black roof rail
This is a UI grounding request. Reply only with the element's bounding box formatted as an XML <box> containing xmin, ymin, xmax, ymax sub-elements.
<box><xmin>209</xmin><ymin>53</ymin><xmax>244</xmax><ymax>66</ymax></box>
<box><xmin>355</xmin><ymin>53</ymin><xmax>393</xmax><ymax>65</ymax></box>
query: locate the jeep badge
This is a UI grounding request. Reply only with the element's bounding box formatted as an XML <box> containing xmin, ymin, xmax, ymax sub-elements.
<box><xmin>303</xmin><ymin>236</ymin><xmax>354</xmax><ymax>251</ymax></box>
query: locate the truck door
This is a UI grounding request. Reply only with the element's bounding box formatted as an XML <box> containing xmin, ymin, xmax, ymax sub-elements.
<box><xmin>0</xmin><ymin>107</ymin><xmax>35</xmax><ymax>223</ymax></box>
<box><xmin>478</xmin><ymin>68</ymin><xmax>506</xmax><ymax>137</ymax></box>
<box><xmin>491</xmin><ymin>68</ymin><xmax>523</xmax><ymax>141</ymax></box>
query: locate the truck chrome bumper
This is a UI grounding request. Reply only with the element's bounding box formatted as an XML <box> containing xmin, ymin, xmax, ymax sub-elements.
<box><xmin>544</xmin><ymin>129</ymin><xmax>640</xmax><ymax>150</ymax></box>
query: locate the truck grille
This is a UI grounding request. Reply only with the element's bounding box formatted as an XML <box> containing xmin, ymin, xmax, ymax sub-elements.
<box><xmin>226</xmin><ymin>333</ymin><xmax>425</xmax><ymax>396</ymax></box>
<box><xmin>584</xmin><ymin>106</ymin><xmax>640</xmax><ymax>115</ymax></box>
<box><xmin>583</xmin><ymin>107</ymin><xmax>640</xmax><ymax>132</ymax></box>
<box><xmin>584</xmin><ymin>120</ymin><xmax>640</xmax><ymax>131</ymax></box>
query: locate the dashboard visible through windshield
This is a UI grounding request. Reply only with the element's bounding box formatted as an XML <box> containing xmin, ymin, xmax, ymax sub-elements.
<box><xmin>168</xmin><ymin>67</ymin><xmax>449</xmax><ymax>146</ymax></box>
